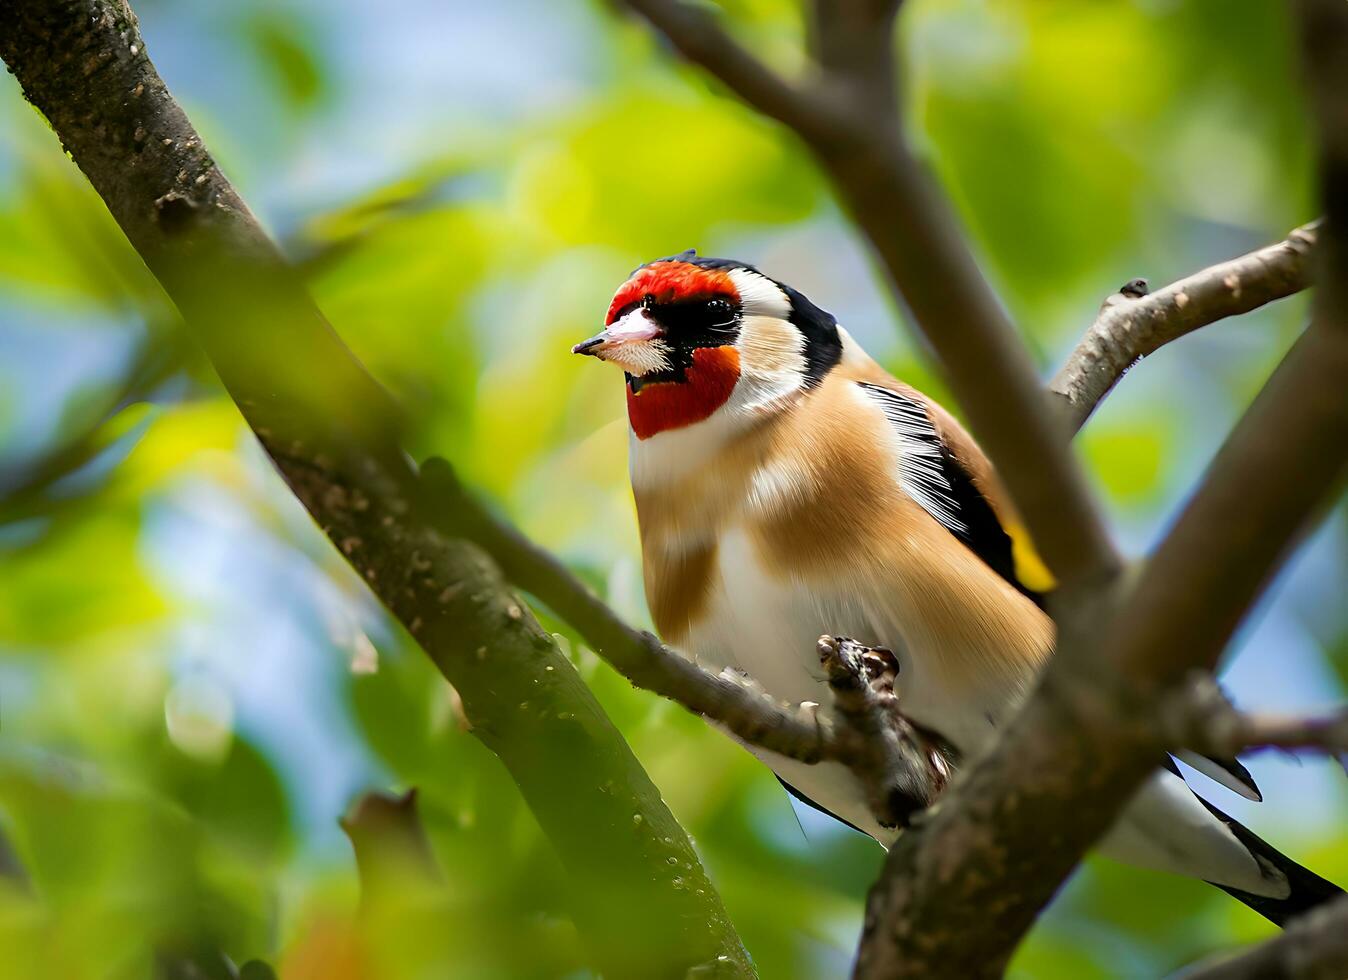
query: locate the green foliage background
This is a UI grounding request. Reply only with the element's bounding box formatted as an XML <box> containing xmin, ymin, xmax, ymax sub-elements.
<box><xmin>0</xmin><ymin>1</ymin><xmax>1344</xmax><ymax>977</ymax></box>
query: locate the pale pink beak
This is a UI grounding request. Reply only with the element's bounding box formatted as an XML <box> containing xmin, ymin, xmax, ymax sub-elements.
<box><xmin>572</xmin><ymin>308</ymin><xmax>662</xmax><ymax>358</ymax></box>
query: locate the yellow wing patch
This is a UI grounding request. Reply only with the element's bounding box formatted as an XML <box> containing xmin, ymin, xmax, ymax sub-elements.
<box><xmin>1005</xmin><ymin>521</ymin><xmax>1057</xmax><ymax>594</ymax></box>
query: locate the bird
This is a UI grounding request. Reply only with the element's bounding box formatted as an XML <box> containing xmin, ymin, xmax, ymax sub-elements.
<box><xmin>572</xmin><ymin>250</ymin><xmax>1342</xmax><ymax>926</ymax></box>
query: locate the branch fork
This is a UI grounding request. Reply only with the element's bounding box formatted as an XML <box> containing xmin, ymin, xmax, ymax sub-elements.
<box><xmin>1165</xmin><ymin>673</ymin><xmax>1348</xmax><ymax>773</ymax></box>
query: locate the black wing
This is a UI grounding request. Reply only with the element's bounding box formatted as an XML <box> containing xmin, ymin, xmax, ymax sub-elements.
<box><xmin>858</xmin><ymin>382</ymin><xmax>1043</xmax><ymax>606</ymax></box>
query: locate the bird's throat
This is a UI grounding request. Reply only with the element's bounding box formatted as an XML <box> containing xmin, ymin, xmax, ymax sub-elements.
<box><xmin>626</xmin><ymin>345</ymin><xmax>740</xmax><ymax>440</ymax></box>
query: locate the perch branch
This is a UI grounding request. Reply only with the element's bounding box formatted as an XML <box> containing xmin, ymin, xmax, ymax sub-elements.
<box><xmin>1051</xmin><ymin>223</ymin><xmax>1322</xmax><ymax>432</ymax></box>
<box><xmin>419</xmin><ymin>457</ymin><xmax>952</xmax><ymax>826</ymax></box>
<box><xmin>0</xmin><ymin>3</ymin><xmax>754</xmax><ymax>975</ymax></box>
<box><xmin>1180</xmin><ymin>895</ymin><xmax>1348</xmax><ymax>980</ymax></box>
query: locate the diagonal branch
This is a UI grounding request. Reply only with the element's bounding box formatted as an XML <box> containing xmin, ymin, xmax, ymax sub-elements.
<box><xmin>1052</xmin><ymin>222</ymin><xmax>1322</xmax><ymax>432</ymax></box>
<box><xmin>622</xmin><ymin>0</ymin><xmax>841</xmax><ymax>142</ymax></box>
<box><xmin>855</xmin><ymin>318</ymin><xmax>1348</xmax><ymax>979</ymax></box>
<box><xmin>855</xmin><ymin>3</ymin><xmax>1348</xmax><ymax>972</ymax></box>
<box><xmin>622</xmin><ymin>0</ymin><xmax>1121</xmax><ymax>591</ymax></box>
<box><xmin>0</xmin><ymin>3</ymin><xmax>754</xmax><ymax>975</ymax></box>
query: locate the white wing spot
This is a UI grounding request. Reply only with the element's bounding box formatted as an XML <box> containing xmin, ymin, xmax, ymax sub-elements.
<box><xmin>858</xmin><ymin>383</ymin><xmax>967</xmax><ymax>536</ymax></box>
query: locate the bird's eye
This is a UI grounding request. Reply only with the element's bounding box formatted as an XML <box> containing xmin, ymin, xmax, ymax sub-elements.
<box><xmin>705</xmin><ymin>298</ymin><xmax>736</xmax><ymax>331</ymax></box>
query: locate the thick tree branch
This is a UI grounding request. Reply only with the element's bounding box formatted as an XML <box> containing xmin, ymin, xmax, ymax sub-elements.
<box><xmin>0</xmin><ymin>4</ymin><xmax>754</xmax><ymax>975</ymax></box>
<box><xmin>1052</xmin><ymin>223</ymin><xmax>1322</xmax><ymax>432</ymax></box>
<box><xmin>622</xmin><ymin>0</ymin><xmax>1121</xmax><ymax>591</ymax></box>
<box><xmin>854</xmin><ymin>3</ymin><xmax>1348</xmax><ymax>973</ymax></box>
<box><xmin>1180</xmin><ymin>895</ymin><xmax>1348</xmax><ymax>980</ymax></box>
<box><xmin>8</xmin><ymin>1</ymin><xmax>1344</xmax><ymax>978</ymax></box>
<box><xmin>855</xmin><ymin>279</ymin><xmax>1348</xmax><ymax>980</ymax></box>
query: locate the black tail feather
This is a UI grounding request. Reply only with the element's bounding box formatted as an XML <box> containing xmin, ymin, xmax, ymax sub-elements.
<box><xmin>1197</xmin><ymin>798</ymin><xmax>1343</xmax><ymax>927</ymax></box>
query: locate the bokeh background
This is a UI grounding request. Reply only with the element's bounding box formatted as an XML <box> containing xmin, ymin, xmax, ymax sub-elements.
<box><xmin>1</xmin><ymin>1</ymin><xmax>1344</xmax><ymax>977</ymax></box>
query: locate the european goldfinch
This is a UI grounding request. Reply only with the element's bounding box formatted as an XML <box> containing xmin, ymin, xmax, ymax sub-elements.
<box><xmin>574</xmin><ymin>251</ymin><xmax>1342</xmax><ymax>924</ymax></box>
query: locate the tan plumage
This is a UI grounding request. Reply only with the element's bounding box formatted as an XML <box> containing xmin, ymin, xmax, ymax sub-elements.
<box><xmin>635</xmin><ymin>345</ymin><xmax>1051</xmax><ymax>713</ymax></box>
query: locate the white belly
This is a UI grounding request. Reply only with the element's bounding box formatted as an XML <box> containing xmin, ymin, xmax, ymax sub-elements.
<box><xmin>689</xmin><ymin>527</ymin><xmax>1004</xmax><ymax>748</ymax></box>
<box><xmin>684</xmin><ymin>528</ymin><xmax>1284</xmax><ymax>896</ymax></box>
<box><xmin>685</xmin><ymin>527</ymin><xmax>983</xmax><ymax>839</ymax></box>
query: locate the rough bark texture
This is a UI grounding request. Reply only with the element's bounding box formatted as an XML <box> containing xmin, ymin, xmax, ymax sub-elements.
<box><xmin>0</xmin><ymin>4</ymin><xmax>753</xmax><ymax>976</ymax></box>
<box><xmin>1051</xmin><ymin>223</ymin><xmax>1321</xmax><ymax>432</ymax></box>
<box><xmin>1181</xmin><ymin>896</ymin><xmax>1348</xmax><ymax>980</ymax></box>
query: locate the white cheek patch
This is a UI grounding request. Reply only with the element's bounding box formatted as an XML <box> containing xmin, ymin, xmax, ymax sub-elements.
<box><xmin>718</xmin><ymin>266</ymin><xmax>806</xmax><ymax>415</ymax></box>
<box><xmin>726</xmin><ymin>313</ymin><xmax>807</xmax><ymax>414</ymax></box>
<box><xmin>728</xmin><ymin>267</ymin><xmax>792</xmax><ymax>319</ymax></box>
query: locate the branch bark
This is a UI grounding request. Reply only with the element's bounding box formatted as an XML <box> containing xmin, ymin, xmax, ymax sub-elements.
<box><xmin>1164</xmin><ymin>674</ymin><xmax>1348</xmax><ymax>769</ymax></box>
<box><xmin>1051</xmin><ymin>223</ymin><xmax>1322</xmax><ymax>432</ymax></box>
<box><xmin>618</xmin><ymin>1</ymin><xmax>1348</xmax><ymax>976</ymax></box>
<box><xmin>1180</xmin><ymin>895</ymin><xmax>1348</xmax><ymax>980</ymax></box>
<box><xmin>0</xmin><ymin>4</ymin><xmax>753</xmax><ymax>975</ymax></box>
<box><xmin>854</xmin><ymin>0</ymin><xmax>1348</xmax><ymax>971</ymax></box>
<box><xmin>8</xmin><ymin>0</ymin><xmax>1346</xmax><ymax>977</ymax></box>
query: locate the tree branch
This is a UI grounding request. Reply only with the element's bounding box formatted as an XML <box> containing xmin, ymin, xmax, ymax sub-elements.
<box><xmin>853</xmin><ymin>0</ymin><xmax>1348</xmax><ymax>969</ymax></box>
<box><xmin>854</xmin><ymin>278</ymin><xmax>1348</xmax><ymax>980</ymax></box>
<box><xmin>806</xmin><ymin>1</ymin><xmax>902</xmax><ymax>119</ymax></box>
<box><xmin>1164</xmin><ymin>674</ymin><xmax>1348</xmax><ymax>768</ymax></box>
<box><xmin>622</xmin><ymin>0</ymin><xmax>841</xmax><ymax>142</ymax></box>
<box><xmin>0</xmin><ymin>4</ymin><xmax>754</xmax><ymax>975</ymax></box>
<box><xmin>622</xmin><ymin>0</ymin><xmax>1121</xmax><ymax>591</ymax></box>
<box><xmin>1051</xmin><ymin>223</ymin><xmax>1322</xmax><ymax>432</ymax></box>
<box><xmin>1180</xmin><ymin>895</ymin><xmax>1348</xmax><ymax>980</ymax></box>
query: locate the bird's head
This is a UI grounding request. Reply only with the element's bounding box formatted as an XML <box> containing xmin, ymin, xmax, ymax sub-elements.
<box><xmin>573</xmin><ymin>251</ymin><xmax>842</xmax><ymax>439</ymax></box>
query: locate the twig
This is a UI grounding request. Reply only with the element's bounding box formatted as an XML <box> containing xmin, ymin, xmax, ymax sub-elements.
<box><xmin>1178</xmin><ymin>895</ymin><xmax>1348</xmax><ymax>980</ymax></box>
<box><xmin>622</xmin><ymin>0</ymin><xmax>840</xmax><ymax>141</ymax></box>
<box><xmin>340</xmin><ymin>789</ymin><xmax>444</xmax><ymax>909</ymax></box>
<box><xmin>0</xmin><ymin>332</ymin><xmax>186</xmax><ymax>522</ymax></box>
<box><xmin>1051</xmin><ymin>223</ymin><xmax>1321</xmax><ymax>432</ymax></box>
<box><xmin>1164</xmin><ymin>674</ymin><xmax>1348</xmax><ymax>769</ymax></box>
<box><xmin>819</xmin><ymin>637</ymin><xmax>955</xmax><ymax>827</ymax></box>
